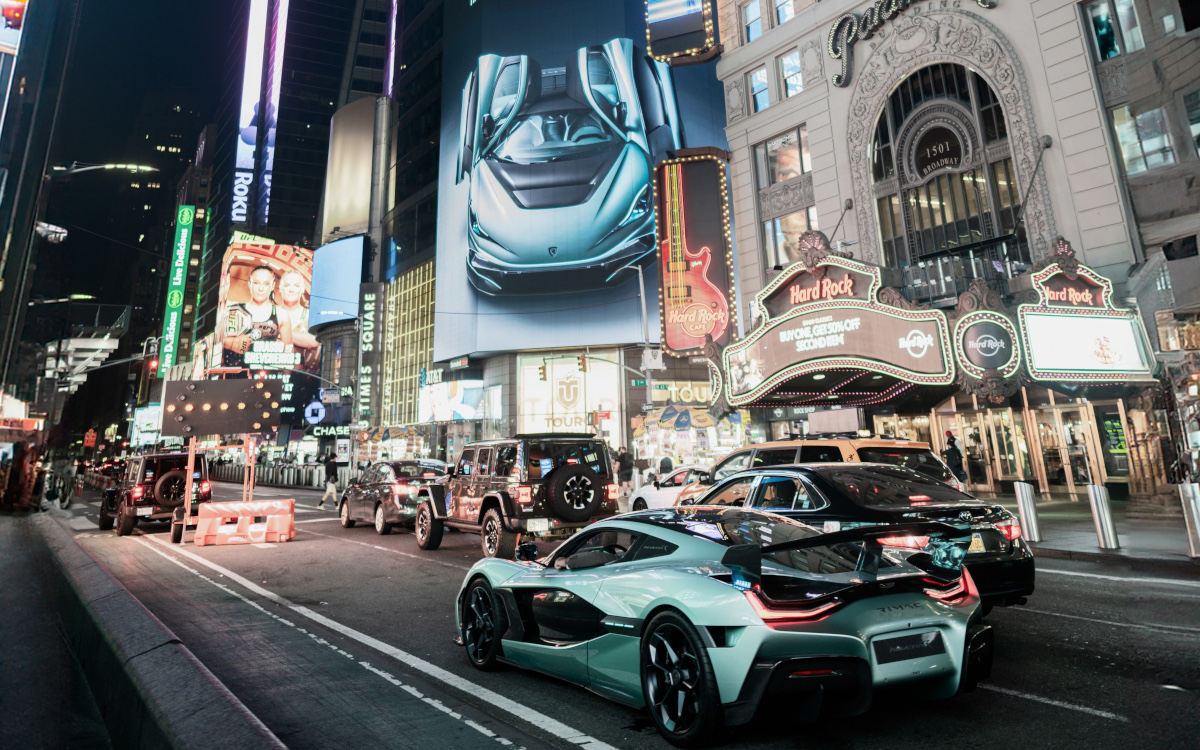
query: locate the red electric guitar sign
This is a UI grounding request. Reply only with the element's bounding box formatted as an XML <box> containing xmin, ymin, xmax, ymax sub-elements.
<box><xmin>656</xmin><ymin>157</ymin><xmax>734</xmax><ymax>354</ymax></box>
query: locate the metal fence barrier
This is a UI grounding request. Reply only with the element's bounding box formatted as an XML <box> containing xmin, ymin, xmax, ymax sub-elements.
<box><xmin>1086</xmin><ymin>484</ymin><xmax>1120</xmax><ymax>550</ymax></box>
<box><xmin>1013</xmin><ymin>481</ymin><xmax>1041</xmax><ymax>543</ymax></box>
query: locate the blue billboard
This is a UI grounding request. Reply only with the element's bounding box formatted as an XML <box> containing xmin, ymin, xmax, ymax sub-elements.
<box><xmin>310</xmin><ymin>235</ymin><xmax>364</xmax><ymax>329</ymax></box>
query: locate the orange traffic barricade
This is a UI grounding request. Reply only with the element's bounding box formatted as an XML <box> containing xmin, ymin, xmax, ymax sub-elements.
<box><xmin>194</xmin><ymin>499</ymin><xmax>296</xmax><ymax>546</ymax></box>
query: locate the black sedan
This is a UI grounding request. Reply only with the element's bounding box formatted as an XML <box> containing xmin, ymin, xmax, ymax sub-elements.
<box><xmin>688</xmin><ymin>463</ymin><xmax>1034</xmax><ymax>612</ymax></box>
<box><xmin>340</xmin><ymin>459</ymin><xmax>448</xmax><ymax>535</ymax></box>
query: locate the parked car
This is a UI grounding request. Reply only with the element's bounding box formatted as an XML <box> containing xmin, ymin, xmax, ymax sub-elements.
<box><xmin>687</xmin><ymin>463</ymin><xmax>1034</xmax><ymax>612</ymax></box>
<box><xmin>100</xmin><ymin>453</ymin><xmax>212</xmax><ymax>542</ymax></box>
<box><xmin>455</xmin><ymin>506</ymin><xmax>992</xmax><ymax>746</ymax></box>
<box><xmin>674</xmin><ymin>436</ymin><xmax>964</xmax><ymax>506</ymax></box>
<box><xmin>338</xmin><ymin>459</ymin><xmax>448</xmax><ymax>535</ymax></box>
<box><xmin>622</xmin><ymin>464</ymin><xmax>705</xmax><ymax>512</ymax></box>
<box><xmin>415</xmin><ymin>433</ymin><xmax>620</xmax><ymax>558</ymax></box>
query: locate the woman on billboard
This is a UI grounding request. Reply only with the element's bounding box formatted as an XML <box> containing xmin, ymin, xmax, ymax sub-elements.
<box><xmin>221</xmin><ymin>265</ymin><xmax>292</xmax><ymax>367</ymax></box>
<box><xmin>276</xmin><ymin>269</ymin><xmax>320</xmax><ymax>370</ymax></box>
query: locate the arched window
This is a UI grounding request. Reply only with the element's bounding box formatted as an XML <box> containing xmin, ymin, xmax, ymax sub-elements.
<box><xmin>870</xmin><ymin>64</ymin><xmax>1029</xmax><ymax>281</ymax></box>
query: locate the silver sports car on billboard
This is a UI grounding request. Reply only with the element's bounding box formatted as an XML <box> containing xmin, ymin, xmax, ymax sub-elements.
<box><xmin>457</xmin><ymin>38</ymin><xmax>683</xmax><ymax>295</ymax></box>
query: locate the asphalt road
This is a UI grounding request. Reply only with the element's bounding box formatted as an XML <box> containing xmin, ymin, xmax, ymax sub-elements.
<box><xmin>60</xmin><ymin>481</ymin><xmax>1200</xmax><ymax>749</ymax></box>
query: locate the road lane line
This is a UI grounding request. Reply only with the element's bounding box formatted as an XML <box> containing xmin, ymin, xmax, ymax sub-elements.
<box><xmin>1038</xmin><ymin>568</ymin><xmax>1200</xmax><ymax>589</ymax></box>
<box><xmin>978</xmin><ymin>685</ymin><xmax>1127</xmax><ymax>722</ymax></box>
<box><xmin>296</xmin><ymin>527</ymin><xmax>472</xmax><ymax>571</ymax></box>
<box><xmin>134</xmin><ymin>538</ymin><xmax>526</xmax><ymax>749</ymax></box>
<box><xmin>1011</xmin><ymin>608</ymin><xmax>1200</xmax><ymax>635</ymax></box>
<box><xmin>141</xmin><ymin>535</ymin><xmax>616</xmax><ymax>750</ymax></box>
<box><xmin>294</xmin><ymin>518</ymin><xmax>340</xmax><ymax>524</ymax></box>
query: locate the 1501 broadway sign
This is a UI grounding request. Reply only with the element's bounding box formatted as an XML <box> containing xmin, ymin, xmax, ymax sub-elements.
<box><xmin>157</xmin><ymin>205</ymin><xmax>195</xmax><ymax>375</ymax></box>
<box><xmin>723</xmin><ymin>240</ymin><xmax>953</xmax><ymax>406</ymax></box>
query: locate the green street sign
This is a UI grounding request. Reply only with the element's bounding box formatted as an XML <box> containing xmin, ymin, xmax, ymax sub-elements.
<box><xmin>157</xmin><ymin>205</ymin><xmax>195</xmax><ymax>376</ymax></box>
<box><xmin>633</xmin><ymin>379</ymin><xmax>646</xmax><ymax>386</ymax></box>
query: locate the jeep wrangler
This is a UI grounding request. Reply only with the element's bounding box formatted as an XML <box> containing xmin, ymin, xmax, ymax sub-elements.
<box><xmin>100</xmin><ymin>452</ymin><xmax>212</xmax><ymax>542</ymax></box>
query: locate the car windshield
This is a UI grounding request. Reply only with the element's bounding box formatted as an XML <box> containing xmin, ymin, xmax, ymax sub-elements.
<box><xmin>526</xmin><ymin>439</ymin><xmax>611</xmax><ymax>479</ymax></box>
<box><xmin>492</xmin><ymin>108</ymin><xmax>616</xmax><ymax>164</ymax></box>
<box><xmin>143</xmin><ymin>455</ymin><xmax>207</xmax><ymax>482</ymax></box>
<box><xmin>857</xmin><ymin>447</ymin><xmax>953</xmax><ymax>482</ymax></box>
<box><xmin>810</xmin><ymin>464</ymin><xmax>977</xmax><ymax>507</ymax></box>
<box><xmin>393</xmin><ymin>462</ymin><xmax>444</xmax><ymax>479</ymax></box>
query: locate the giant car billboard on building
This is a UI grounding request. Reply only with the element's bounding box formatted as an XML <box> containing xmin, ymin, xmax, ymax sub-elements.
<box><xmin>432</xmin><ymin>0</ymin><xmax>727</xmax><ymax>361</ymax></box>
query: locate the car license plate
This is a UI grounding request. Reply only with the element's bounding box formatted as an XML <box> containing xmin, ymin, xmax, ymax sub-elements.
<box><xmin>968</xmin><ymin>532</ymin><xmax>986</xmax><ymax>553</ymax></box>
<box><xmin>526</xmin><ymin>519</ymin><xmax>549</xmax><ymax>533</ymax></box>
<box><xmin>136</xmin><ymin>506</ymin><xmax>154</xmax><ymax>517</ymax></box>
<box><xmin>873</xmin><ymin>631</ymin><xmax>946</xmax><ymax>664</ymax></box>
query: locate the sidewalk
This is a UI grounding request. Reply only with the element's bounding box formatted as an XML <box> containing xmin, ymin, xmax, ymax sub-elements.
<box><xmin>989</xmin><ymin>494</ymin><xmax>1199</xmax><ymax>572</ymax></box>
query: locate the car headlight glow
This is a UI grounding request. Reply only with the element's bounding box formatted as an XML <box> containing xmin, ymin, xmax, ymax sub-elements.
<box><xmin>617</xmin><ymin>184</ymin><xmax>651</xmax><ymax>230</ymax></box>
<box><xmin>469</xmin><ymin>203</ymin><xmax>493</xmax><ymax>240</ymax></box>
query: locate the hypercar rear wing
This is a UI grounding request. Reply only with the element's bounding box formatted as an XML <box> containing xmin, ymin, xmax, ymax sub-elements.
<box><xmin>720</xmin><ymin>522</ymin><xmax>970</xmax><ymax>588</ymax></box>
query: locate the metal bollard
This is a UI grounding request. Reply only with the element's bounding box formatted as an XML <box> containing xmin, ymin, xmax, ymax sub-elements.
<box><xmin>1013</xmin><ymin>481</ymin><xmax>1041</xmax><ymax>543</ymax></box>
<box><xmin>1086</xmin><ymin>484</ymin><xmax>1120</xmax><ymax>550</ymax></box>
<box><xmin>1179</xmin><ymin>484</ymin><xmax>1200</xmax><ymax>559</ymax></box>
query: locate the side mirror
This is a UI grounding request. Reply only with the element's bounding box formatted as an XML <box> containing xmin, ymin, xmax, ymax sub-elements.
<box><xmin>653</xmin><ymin>481</ymin><xmax>660</xmax><ymax>489</ymax></box>
<box><xmin>515</xmin><ymin>542</ymin><xmax>539</xmax><ymax>562</ymax></box>
<box><xmin>700</xmin><ymin>473</ymin><xmax>713</xmax><ymax>485</ymax></box>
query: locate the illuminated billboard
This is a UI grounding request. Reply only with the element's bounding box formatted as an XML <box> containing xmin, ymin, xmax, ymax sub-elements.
<box><xmin>310</xmin><ymin>236</ymin><xmax>364</xmax><ymax>328</ymax></box>
<box><xmin>232</xmin><ymin>0</ymin><xmax>269</xmax><ymax>224</ymax></box>
<box><xmin>646</xmin><ymin>0</ymin><xmax>715</xmax><ymax>62</ymax></box>
<box><xmin>257</xmin><ymin>0</ymin><xmax>290</xmax><ymax>225</ymax></box>
<box><xmin>0</xmin><ymin>0</ymin><xmax>26</xmax><ymax>56</ymax></box>
<box><xmin>132</xmin><ymin>404</ymin><xmax>162</xmax><ymax>446</ymax></box>
<box><xmin>214</xmin><ymin>238</ymin><xmax>321</xmax><ymax>417</ymax></box>
<box><xmin>418</xmin><ymin>380</ymin><xmax>485</xmax><ymax>422</ymax></box>
<box><xmin>157</xmin><ymin>205</ymin><xmax>195</xmax><ymax>374</ymax></box>
<box><xmin>434</xmin><ymin>0</ymin><xmax>728</xmax><ymax>361</ymax></box>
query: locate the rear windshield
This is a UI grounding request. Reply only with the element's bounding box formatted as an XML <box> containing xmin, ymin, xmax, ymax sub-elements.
<box><xmin>393</xmin><ymin>462</ymin><xmax>445</xmax><ymax>479</ymax></box>
<box><xmin>857</xmin><ymin>447</ymin><xmax>952</xmax><ymax>482</ymax></box>
<box><xmin>142</xmin><ymin>455</ymin><xmax>207</xmax><ymax>482</ymax></box>
<box><xmin>526</xmin><ymin>440</ymin><xmax>611</xmax><ymax>479</ymax></box>
<box><xmin>811</xmin><ymin>464</ymin><xmax>977</xmax><ymax>507</ymax></box>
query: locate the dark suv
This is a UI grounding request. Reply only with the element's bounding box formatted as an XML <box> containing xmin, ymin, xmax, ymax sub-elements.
<box><xmin>415</xmin><ymin>433</ymin><xmax>619</xmax><ymax>558</ymax></box>
<box><xmin>100</xmin><ymin>452</ymin><xmax>212</xmax><ymax>541</ymax></box>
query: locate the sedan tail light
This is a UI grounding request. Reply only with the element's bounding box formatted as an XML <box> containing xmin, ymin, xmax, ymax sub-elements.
<box><xmin>744</xmin><ymin>589</ymin><xmax>842</xmax><ymax>626</ymax></box>
<box><xmin>995</xmin><ymin>517</ymin><xmax>1022</xmax><ymax>541</ymax></box>
<box><xmin>200</xmin><ymin>480</ymin><xmax>211</xmax><ymax>494</ymax></box>
<box><xmin>606</xmin><ymin>484</ymin><xmax>619</xmax><ymax>501</ymax></box>
<box><xmin>131</xmin><ymin>485</ymin><xmax>144</xmax><ymax>500</ymax></box>
<box><xmin>874</xmin><ymin>534</ymin><xmax>930</xmax><ymax>549</ymax></box>
<box><xmin>391</xmin><ymin>482</ymin><xmax>406</xmax><ymax>495</ymax></box>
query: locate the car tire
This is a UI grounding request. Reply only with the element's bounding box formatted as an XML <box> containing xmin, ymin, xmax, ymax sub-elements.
<box><xmin>416</xmin><ymin>503</ymin><xmax>443</xmax><ymax>550</ymax></box>
<box><xmin>170</xmin><ymin>522</ymin><xmax>184</xmax><ymax>544</ymax></box>
<box><xmin>339</xmin><ymin>500</ymin><xmax>356</xmax><ymax>528</ymax></box>
<box><xmin>633</xmin><ymin>498</ymin><xmax>647</xmax><ymax>511</ymax></box>
<box><xmin>374</xmin><ymin>504</ymin><xmax>392</xmax><ymax>535</ymax></box>
<box><xmin>116</xmin><ymin>506</ymin><xmax>136</xmax><ymax>537</ymax></box>
<box><xmin>641</xmin><ymin>610</ymin><xmax>723</xmax><ymax>747</ymax></box>
<box><xmin>154</xmin><ymin>470</ymin><xmax>188</xmax><ymax>508</ymax></box>
<box><xmin>480</xmin><ymin>508</ymin><xmax>517</xmax><ymax>559</ymax></box>
<box><xmin>545</xmin><ymin>464</ymin><xmax>602</xmax><ymax>522</ymax></box>
<box><xmin>460</xmin><ymin>577</ymin><xmax>506</xmax><ymax>671</ymax></box>
<box><xmin>97</xmin><ymin>506</ymin><xmax>114</xmax><ymax>531</ymax></box>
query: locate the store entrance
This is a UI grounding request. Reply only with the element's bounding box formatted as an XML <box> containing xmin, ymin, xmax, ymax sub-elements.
<box><xmin>933</xmin><ymin>405</ymin><xmax>1035</xmax><ymax>496</ymax></box>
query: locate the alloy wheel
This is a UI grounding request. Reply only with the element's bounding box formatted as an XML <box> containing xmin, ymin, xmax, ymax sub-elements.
<box><xmin>375</xmin><ymin>506</ymin><xmax>385</xmax><ymax>533</ymax></box>
<box><xmin>644</xmin><ymin>623</ymin><xmax>702</xmax><ymax>734</ymax></box>
<box><xmin>483</xmin><ymin>517</ymin><xmax>499</xmax><ymax>556</ymax></box>
<box><xmin>341</xmin><ymin>502</ymin><xmax>350</xmax><ymax>524</ymax></box>
<box><xmin>416</xmin><ymin>508</ymin><xmax>429</xmax><ymax>543</ymax></box>
<box><xmin>563</xmin><ymin>475</ymin><xmax>594</xmax><ymax>510</ymax></box>
<box><xmin>161</xmin><ymin>476</ymin><xmax>185</xmax><ymax>503</ymax></box>
<box><xmin>462</xmin><ymin>586</ymin><xmax>496</xmax><ymax>664</ymax></box>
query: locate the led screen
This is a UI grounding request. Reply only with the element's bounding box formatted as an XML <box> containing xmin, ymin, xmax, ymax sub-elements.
<box><xmin>433</xmin><ymin>0</ymin><xmax>727</xmax><ymax>361</ymax></box>
<box><xmin>1024</xmin><ymin>314</ymin><xmax>1151</xmax><ymax>374</ymax></box>
<box><xmin>158</xmin><ymin>205</ymin><xmax>195</xmax><ymax>374</ymax></box>
<box><xmin>418</xmin><ymin>380</ymin><xmax>485</xmax><ymax>423</ymax></box>
<box><xmin>232</xmin><ymin>0</ymin><xmax>269</xmax><ymax>223</ymax></box>
<box><xmin>310</xmin><ymin>236</ymin><xmax>364</xmax><ymax>328</ymax></box>
<box><xmin>132</xmin><ymin>404</ymin><xmax>162</xmax><ymax>446</ymax></box>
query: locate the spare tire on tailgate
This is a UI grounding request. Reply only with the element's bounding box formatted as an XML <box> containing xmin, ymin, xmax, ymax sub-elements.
<box><xmin>546</xmin><ymin>464</ymin><xmax>602</xmax><ymax>522</ymax></box>
<box><xmin>154</xmin><ymin>470</ymin><xmax>188</xmax><ymax>507</ymax></box>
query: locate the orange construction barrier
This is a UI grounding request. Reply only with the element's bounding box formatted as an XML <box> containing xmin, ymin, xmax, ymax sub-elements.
<box><xmin>193</xmin><ymin>499</ymin><xmax>296</xmax><ymax>547</ymax></box>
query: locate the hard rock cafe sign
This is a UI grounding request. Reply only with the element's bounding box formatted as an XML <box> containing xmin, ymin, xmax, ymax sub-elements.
<box><xmin>951</xmin><ymin>280</ymin><xmax>1022</xmax><ymax>405</ymax></box>
<box><xmin>827</xmin><ymin>0</ymin><xmax>996</xmax><ymax>87</ymax></box>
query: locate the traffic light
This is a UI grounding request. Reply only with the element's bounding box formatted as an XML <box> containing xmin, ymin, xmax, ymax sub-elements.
<box><xmin>148</xmin><ymin>359</ymin><xmax>158</xmax><ymax>372</ymax></box>
<box><xmin>538</xmin><ymin>364</ymin><xmax>547</xmax><ymax>382</ymax></box>
<box><xmin>578</xmin><ymin>355</ymin><xmax>588</xmax><ymax>372</ymax></box>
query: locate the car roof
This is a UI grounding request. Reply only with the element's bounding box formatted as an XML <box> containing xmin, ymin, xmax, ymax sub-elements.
<box><xmin>736</xmin><ymin>437</ymin><xmax>933</xmax><ymax>451</ymax></box>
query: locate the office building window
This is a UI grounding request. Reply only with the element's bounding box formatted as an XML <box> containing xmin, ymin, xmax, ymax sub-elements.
<box><xmin>1182</xmin><ymin>1</ymin><xmax>1200</xmax><ymax>32</ymax></box>
<box><xmin>1084</xmin><ymin>0</ymin><xmax>1144</xmax><ymax>61</ymax></box>
<box><xmin>775</xmin><ymin>0</ymin><xmax>794</xmax><ymax>25</ymax></box>
<box><xmin>1185</xmin><ymin>90</ymin><xmax>1200</xmax><ymax>158</ymax></box>
<box><xmin>749</xmin><ymin>67</ymin><xmax>769</xmax><ymax>112</ymax></box>
<box><xmin>743</xmin><ymin>1</ymin><xmax>762</xmax><ymax>43</ymax></box>
<box><xmin>763</xmin><ymin>207</ymin><xmax>819</xmax><ymax>268</ymax></box>
<box><xmin>780</xmin><ymin>50</ymin><xmax>803</xmax><ymax>98</ymax></box>
<box><xmin>754</xmin><ymin>126</ymin><xmax>810</xmax><ymax>188</ymax></box>
<box><xmin>1111</xmin><ymin>104</ymin><xmax>1176</xmax><ymax>175</ymax></box>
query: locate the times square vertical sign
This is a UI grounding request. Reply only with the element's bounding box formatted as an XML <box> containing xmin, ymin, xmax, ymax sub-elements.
<box><xmin>157</xmin><ymin>205</ymin><xmax>195</xmax><ymax>375</ymax></box>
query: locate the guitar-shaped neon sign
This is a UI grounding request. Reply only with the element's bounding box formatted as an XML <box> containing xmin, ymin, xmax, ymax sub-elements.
<box><xmin>660</xmin><ymin>162</ymin><xmax>729</xmax><ymax>351</ymax></box>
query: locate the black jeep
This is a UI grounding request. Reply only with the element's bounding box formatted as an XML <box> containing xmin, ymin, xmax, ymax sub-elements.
<box><xmin>415</xmin><ymin>434</ymin><xmax>618</xmax><ymax>558</ymax></box>
<box><xmin>100</xmin><ymin>452</ymin><xmax>212</xmax><ymax>541</ymax></box>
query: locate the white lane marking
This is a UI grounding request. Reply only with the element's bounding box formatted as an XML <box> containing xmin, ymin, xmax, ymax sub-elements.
<box><xmin>68</xmin><ymin>516</ymin><xmax>96</xmax><ymax>530</ymax></box>
<box><xmin>297</xmin><ymin>527</ymin><xmax>472</xmax><ymax>572</ymax></box>
<box><xmin>253</xmin><ymin>543</ymin><xmax>276</xmax><ymax>548</ymax></box>
<box><xmin>134</xmin><ymin>538</ymin><xmax>524</xmax><ymax>749</ymax></box>
<box><xmin>142</xmin><ymin>535</ymin><xmax>615</xmax><ymax>750</ymax></box>
<box><xmin>88</xmin><ymin>501</ymin><xmax>101</xmax><ymax>507</ymax></box>
<box><xmin>1038</xmin><ymin>567</ymin><xmax>1200</xmax><ymax>589</ymax></box>
<box><xmin>294</xmin><ymin>518</ymin><xmax>341</xmax><ymax>524</ymax></box>
<box><xmin>1013</xmin><ymin>608</ymin><xmax>1200</xmax><ymax>635</ymax></box>
<box><xmin>978</xmin><ymin>685</ymin><xmax>1127</xmax><ymax>722</ymax></box>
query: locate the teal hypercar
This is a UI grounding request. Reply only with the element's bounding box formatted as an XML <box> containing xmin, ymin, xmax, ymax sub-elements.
<box><xmin>455</xmin><ymin>507</ymin><xmax>994</xmax><ymax>746</ymax></box>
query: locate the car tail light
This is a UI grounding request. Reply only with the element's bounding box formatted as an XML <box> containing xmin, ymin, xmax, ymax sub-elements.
<box><xmin>923</xmin><ymin>568</ymin><xmax>976</xmax><ymax>605</ymax></box>
<box><xmin>131</xmin><ymin>485</ymin><xmax>144</xmax><ymax>500</ymax></box>
<box><xmin>200</xmin><ymin>481</ymin><xmax>211</xmax><ymax>494</ymax></box>
<box><xmin>606</xmin><ymin>484</ymin><xmax>619</xmax><ymax>501</ymax></box>
<box><xmin>744</xmin><ymin>589</ymin><xmax>841</xmax><ymax>626</ymax></box>
<box><xmin>995</xmin><ymin>517</ymin><xmax>1022</xmax><ymax>541</ymax></box>
<box><xmin>790</xmin><ymin>669</ymin><xmax>835</xmax><ymax>677</ymax></box>
<box><xmin>391</xmin><ymin>482</ymin><xmax>406</xmax><ymax>495</ymax></box>
<box><xmin>516</xmin><ymin>486</ymin><xmax>533</xmax><ymax>504</ymax></box>
<box><xmin>875</xmin><ymin>535</ymin><xmax>930</xmax><ymax>549</ymax></box>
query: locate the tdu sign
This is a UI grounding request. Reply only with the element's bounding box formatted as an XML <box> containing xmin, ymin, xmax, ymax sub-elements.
<box><xmin>157</xmin><ymin>205</ymin><xmax>195</xmax><ymax>376</ymax></box>
<box><xmin>231</xmin><ymin>170</ymin><xmax>253</xmax><ymax>223</ymax></box>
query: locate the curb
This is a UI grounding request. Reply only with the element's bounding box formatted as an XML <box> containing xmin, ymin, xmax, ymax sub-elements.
<box><xmin>33</xmin><ymin>513</ymin><xmax>287</xmax><ymax>749</ymax></box>
<box><xmin>1030</xmin><ymin>543</ymin><xmax>1200</xmax><ymax>575</ymax></box>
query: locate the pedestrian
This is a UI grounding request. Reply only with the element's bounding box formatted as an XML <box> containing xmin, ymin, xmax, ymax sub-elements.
<box><xmin>616</xmin><ymin>447</ymin><xmax>634</xmax><ymax>496</ymax></box>
<box><xmin>941</xmin><ymin>431</ymin><xmax>966</xmax><ymax>482</ymax></box>
<box><xmin>659</xmin><ymin>455</ymin><xmax>674</xmax><ymax>475</ymax></box>
<box><xmin>319</xmin><ymin>452</ymin><xmax>338</xmax><ymax>510</ymax></box>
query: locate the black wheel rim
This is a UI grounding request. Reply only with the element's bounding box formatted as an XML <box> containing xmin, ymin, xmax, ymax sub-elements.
<box><xmin>161</xmin><ymin>477</ymin><xmax>185</xmax><ymax>503</ymax></box>
<box><xmin>644</xmin><ymin>623</ymin><xmax>702</xmax><ymax>735</ymax></box>
<box><xmin>417</xmin><ymin>509</ymin><xmax>429</xmax><ymax>542</ymax></box>
<box><xmin>376</xmin><ymin>506</ymin><xmax>385</xmax><ymax>531</ymax></box>
<box><xmin>462</xmin><ymin>587</ymin><xmax>496</xmax><ymax>663</ymax></box>
<box><xmin>564</xmin><ymin>475</ymin><xmax>594</xmax><ymax>510</ymax></box>
<box><xmin>483</xmin><ymin>517</ymin><xmax>499</xmax><ymax>556</ymax></box>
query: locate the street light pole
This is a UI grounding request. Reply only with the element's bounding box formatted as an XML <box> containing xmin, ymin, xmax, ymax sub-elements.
<box><xmin>614</xmin><ymin>263</ymin><xmax>654</xmax><ymax>422</ymax></box>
